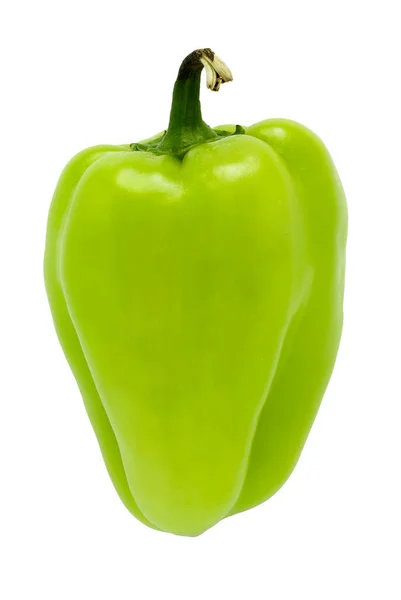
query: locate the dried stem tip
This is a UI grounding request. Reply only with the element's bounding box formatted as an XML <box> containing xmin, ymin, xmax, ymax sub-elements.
<box><xmin>199</xmin><ymin>50</ymin><xmax>233</xmax><ymax>91</ymax></box>
<box><xmin>177</xmin><ymin>48</ymin><xmax>233</xmax><ymax>92</ymax></box>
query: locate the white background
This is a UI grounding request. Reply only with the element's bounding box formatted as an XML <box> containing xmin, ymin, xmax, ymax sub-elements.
<box><xmin>1</xmin><ymin>1</ymin><xmax>400</xmax><ymax>598</ymax></box>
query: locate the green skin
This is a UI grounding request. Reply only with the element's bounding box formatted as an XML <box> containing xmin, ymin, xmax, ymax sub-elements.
<box><xmin>44</xmin><ymin>50</ymin><xmax>347</xmax><ymax>536</ymax></box>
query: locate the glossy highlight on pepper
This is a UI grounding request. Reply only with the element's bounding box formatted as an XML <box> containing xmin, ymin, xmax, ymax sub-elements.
<box><xmin>44</xmin><ymin>49</ymin><xmax>347</xmax><ymax>536</ymax></box>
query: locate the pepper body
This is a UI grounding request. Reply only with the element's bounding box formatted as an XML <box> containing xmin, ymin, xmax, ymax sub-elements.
<box><xmin>44</xmin><ymin>51</ymin><xmax>347</xmax><ymax>536</ymax></box>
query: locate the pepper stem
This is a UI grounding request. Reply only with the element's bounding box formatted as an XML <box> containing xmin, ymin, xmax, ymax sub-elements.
<box><xmin>156</xmin><ymin>49</ymin><xmax>233</xmax><ymax>156</ymax></box>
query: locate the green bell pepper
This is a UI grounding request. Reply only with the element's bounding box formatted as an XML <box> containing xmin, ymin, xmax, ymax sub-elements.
<box><xmin>44</xmin><ymin>49</ymin><xmax>347</xmax><ymax>536</ymax></box>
